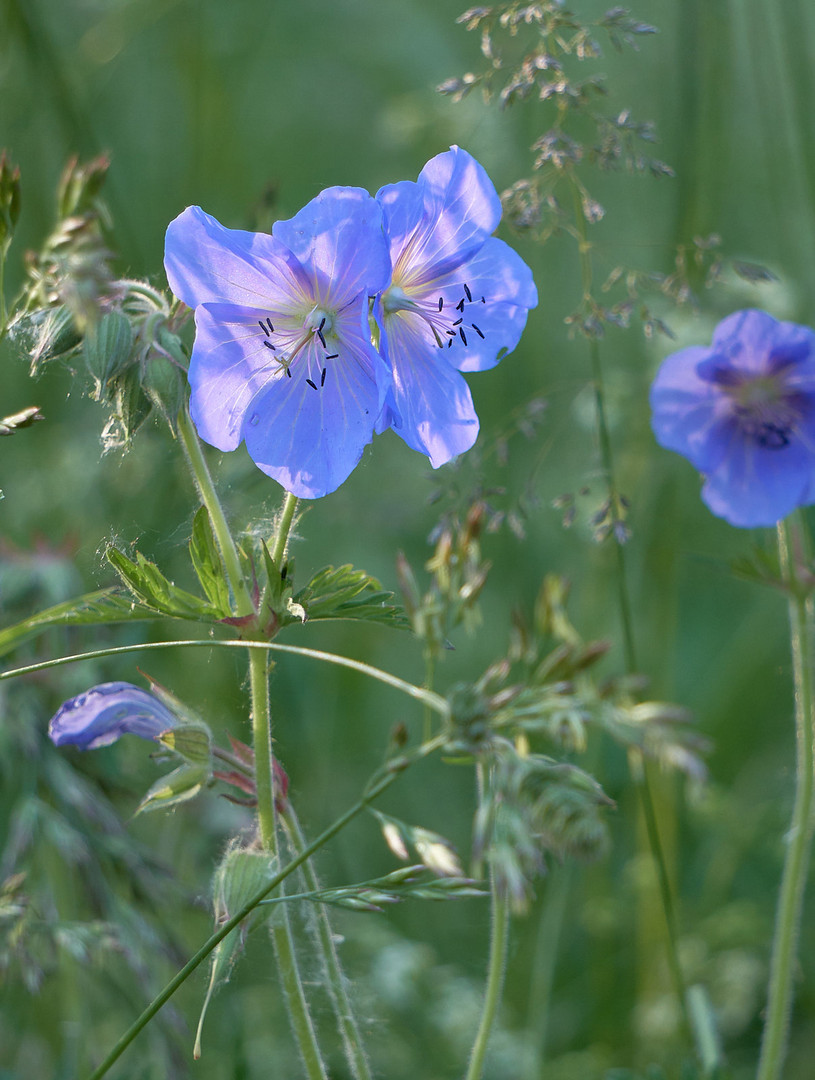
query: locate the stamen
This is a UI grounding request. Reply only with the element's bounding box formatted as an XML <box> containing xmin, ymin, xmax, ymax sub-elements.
<box><xmin>263</xmin><ymin>340</ymin><xmax>276</xmax><ymax>351</ymax></box>
<box><xmin>456</xmin><ymin>299</ymin><xmax>465</xmax><ymax>313</ymax></box>
<box><xmin>286</xmin><ymin>368</ymin><xmax>292</xmax><ymax>378</ymax></box>
<box><xmin>459</xmin><ymin>328</ymin><xmax>468</xmax><ymax>346</ymax></box>
<box><xmin>324</xmin><ymin>353</ymin><xmax>339</xmax><ymax>360</ymax></box>
<box><xmin>318</xmin><ymin>317</ymin><xmax>326</xmax><ymax>332</ymax></box>
<box><xmin>446</xmin><ymin>329</ymin><xmax>457</xmax><ymax>337</ymax></box>
<box><xmin>259</xmin><ymin>320</ymin><xmax>270</xmax><ymax>336</ymax></box>
<box><xmin>453</xmin><ymin>318</ymin><xmax>463</xmax><ymax>326</ymax></box>
<box><xmin>756</xmin><ymin>424</ymin><xmax>790</xmax><ymax>448</ymax></box>
<box><xmin>321</xmin><ymin>368</ymin><xmax>326</xmax><ymax>386</ymax></box>
<box><xmin>266</xmin><ymin>318</ymin><xmax>274</xmax><ymax>333</ymax></box>
<box><xmin>438</xmin><ymin>297</ymin><xmax>444</xmax><ymax>312</ymax></box>
<box><xmin>481</xmin><ymin>296</ymin><xmax>486</xmax><ymax>303</ymax></box>
<box><xmin>447</xmin><ymin>338</ymin><xmax>453</xmax><ymax>348</ymax></box>
<box><xmin>317</xmin><ymin>329</ymin><xmax>326</xmax><ymax>348</ymax></box>
<box><xmin>464</xmin><ymin>283</ymin><xmax>472</xmax><ymax>302</ymax></box>
<box><xmin>471</xmin><ymin>323</ymin><xmax>485</xmax><ymax>339</ymax></box>
<box><xmin>306</xmin><ymin>378</ymin><xmax>318</xmax><ymax>390</ymax></box>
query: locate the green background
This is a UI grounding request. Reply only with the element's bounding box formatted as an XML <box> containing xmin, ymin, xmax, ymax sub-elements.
<box><xmin>1</xmin><ymin>0</ymin><xmax>814</xmax><ymax>1077</ymax></box>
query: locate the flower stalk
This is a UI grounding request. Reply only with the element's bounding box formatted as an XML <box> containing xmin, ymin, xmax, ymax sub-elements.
<box><xmin>756</xmin><ymin>513</ymin><xmax>815</xmax><ymax>1080</ymax></box>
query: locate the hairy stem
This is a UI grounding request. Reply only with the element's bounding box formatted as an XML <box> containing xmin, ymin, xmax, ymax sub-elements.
<box><xmin>283</xmin><ymin>807</ymin><xmax>374</xmax><ymax>1080</ymax></box>
<box><xmin>757</xmin><ymin>515</ymin><xmax>815</xmax><ymax>1080</ymax></box>
<box><xmin>272</xmin><ymin>491</ymin><xmax>299</xmax><ymax>566</ymax></box>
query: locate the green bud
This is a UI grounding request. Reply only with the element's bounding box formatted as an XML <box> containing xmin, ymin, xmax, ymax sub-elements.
<box><xmin>83</xmin><ymin>311</ymin><xmax>134</xmax><ymax>399</ymax></box>
<box><xmin>142</xmin><ymin>353</ymin><xmax>184</xmax><ymax>421</ymax></box>
<box><xmin>158</xmin><ymin>723</ymin><xmax>212</xmax><ymax>766</ymax></box>
<box><xmin>27</xmin><ymin>305</ymin><xmax>82</xmax><ymax>372</ymax></box>
<box><xmin>135</xmin><ymin>762</ymin><xmax>210</xmax><ymax>815</ymax></box>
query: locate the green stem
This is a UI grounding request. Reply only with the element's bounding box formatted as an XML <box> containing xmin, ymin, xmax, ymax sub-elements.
<box><xmin>176</xmin><ymin>405</ymin><xmax>254</xmax><ymax>617</ymax></box>
<box><xmin>0</xmin><ymin>638</ymin><xmax>450</xmax><ymax>717</ymax></box>
<box><xmin>249</xmin><ymin>647</ymin><xmax>276</xmax><ymax>850</ymax></box>
<box><xmin>270</xmin><ymin>915</ymin><xmax>327</xmax><ymax>1080</ymax></box>
<box><xmin>466</xmin><ymin>841</ymin><xmax>510</xmax><ymax>1079</ymax></box>
<box><xmin>757</xmin><ymin>515</ymin><xmax>815</xmax><ymax>1080</ymax></box>
<box><xmin>283</xmin><ymin>807</ymin><xmax>374</xmax><ymax>1080</ymax></box>
<box><xmin>86</xmin><ymin>744</ymin><xmax>444</xmax><ymax>1080</ymax></box>
<box><xmin>272</xmin><ymin>491</ymin><xmax>299</xmax><ymax>566</ymax></box>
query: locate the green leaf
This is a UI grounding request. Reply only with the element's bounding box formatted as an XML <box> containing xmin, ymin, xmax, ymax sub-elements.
<box><xmin>188</xmin><ymin>507</ymin><xmax>232</xmax><ymax>616</ymax></box>
<box><xmin>0</xmin><ymin>588</ymin><xmax>159</xmax><ymax>659</ymax></box>
<box><xmin>107</xmin><ymin>547</ymin><xmax>223</xmax><ymax>621</ymax></box>
<box><xmin>294</xmin><ymin>564</ymin><xmax>409</xmax><ymax>628</ymax></box>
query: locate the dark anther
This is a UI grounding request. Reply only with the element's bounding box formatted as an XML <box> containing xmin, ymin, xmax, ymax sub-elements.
<box><xmin>447</xmin><ymin>338</ymin><xmax>453</xmax><ymax>348</ymax></box>
<box><xmin>459</xmin><ymin>328</ymin><xmax>468</xmax><ymax>346</ymax></box>
<box><xmin>471</xmin><ymin>323</ymin><xmax>485</xmax><ymax>339</ymax></box>
<box><xmin>324</xmin><ymin>353</ymin><xmax>339</xmax><ymax>360</ymax></box>
<box><xmin>306</xmin><ymin>378</ymin><xmax>318</xmax><ymax>390</ymax></box>
<box><xmin>317</xmin><ymin>329</ymin><xmax>326</xmax><ymax>348</ymax></box>
<box><xmin>285</xmin><ymin>367</ymin><xmax>292</xmax><ymax>378</ymax></box>
<box><xmin>259</xmin><ymin>320</ymin><xmax>270</xmax><ymax>336</ymax></box>
<box><xmin>263</xmin><ymin>340</ymin><xmax>276</xmax><ymax>351</ymax></box>
<box><xmin>481</xmin><ymin>296</ymin><xmax>486</xmax><ymax>303</ymax></box>
<box><xmin>756</xmin><ymin>423</ymin><xmax>791</xmax><ymax>449</ymax></box>
<box><xmin>464</xmin><ymin>283</ymin><xmax>472</xmax><ymax>302</ymax></box>
<box><xmin>438</xmin><ymin>297</ymin><xmax>444</xmax><ymax>312</ymax></box>
<box><xmin>446</xmin><ymin>329</ymin><xmax>457</xmax><ymax>336</ymax></box>
<box><xmin>321</xmin><ymin>367</ymin><xmax>326</xmax><ymax>387</ymax></box>
<box><xmin>453</xmin><ymin>318</ymin><xmax>463</xmax><ymax>326</ymax></box>
<box><xmin>266</xmin><ymin>318</ymin><xmax>274</xmax><ymax>333</ymax></box>
<box><xmin>318</xmin><ymin>317</ymin><xmax>326</xmax><ymax>331</ymax></box>
<box><xmin>456</xmin><ymin>299</ymin><xmax>465</xmax><ymax>312</ymax></box>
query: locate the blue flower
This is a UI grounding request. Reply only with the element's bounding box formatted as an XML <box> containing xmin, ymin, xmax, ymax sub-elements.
<box><xmin>375</xmin><ymin>146</ymin><xmax>538</xmax><ymax>467</ymax></box>
<box><xmin>164</xmin><ymin>189</ymin><xmax>392</xmax><ymax>499</ymax></box>
<box><xmin>49</xmin><ymin>682</ymin><xmax>178</xmax><ymax>750</ymax></box>
<box><xmin>650</xmin><ymin>309</ymin><xmax>815</xmax><ymax>527</ymax></box>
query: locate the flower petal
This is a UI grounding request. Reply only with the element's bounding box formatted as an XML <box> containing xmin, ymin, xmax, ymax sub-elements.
<box><xmin>272</xmin><ymin>186</ymin><xmax>391</xmax><ymax>308</ymax></box>
<box><xmin>49</xmin><ymin>682</ymin><xmax>177</xmax><ymax>750</ymax></box>
<box><xmin>377</xmin><ymin>146</ymin><xmax>503</xmax><ymax>287</ymax></box>
<box><xmin>165</xmin><ymin>206</ymin><xmax>311</xmax><ymax>312</ymax></box>
<box><xmin>711</xmin><ymin>309</ymin><xmax>815</xmax><ymax>375</ymax></box>
<box><xmin>241</xmin><ymin>301</ymin><xmax>390</xmax><ymax>498</ymax></box>
<box><xmin>188</xmin><ymin>304</ymin><xmax>284</xmax><ymax>452</ymax></box>
<box><xmin>428</xmin><ymin>238</ymin><xmax>538</xmax><ymax>372</ymax></box>
<box><xmin>649</xmin><ymin>345</ymin><xmax>727</xmax><ymax>468</ymax></box>
<box><xmin>700</xmin><ymin>427</ymin><xmax>814</xmax><ymax>527</ymax></box>
<box><xmin>379</xmin><ymin>312</ymin><xmax>479</xmax><ymax>467</ymax></box>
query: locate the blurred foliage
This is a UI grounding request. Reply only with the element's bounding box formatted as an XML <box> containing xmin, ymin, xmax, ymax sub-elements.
<box><xmin>1</xmin><ymin>1</ymin><xmax>815</xmax><ymax>1078</ymax></box>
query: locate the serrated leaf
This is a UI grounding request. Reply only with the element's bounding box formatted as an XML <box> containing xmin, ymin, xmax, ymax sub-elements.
<box><xmin>189</xmin><ymin>507</ymin><xmax>232</xmax><ymax>615</ymax></box>
<box><xmin>294</xmin><ymin>564</ymin><xmax>409</xmax><ymax>628</ymax></box>
<box><xmin>0</xmin><ymin>588</ymin><xmax>159</xmax><ymax>659</ymax></box>
<box><xmin>107</xmin><ymin>547</ymin><xmax>223</xmax><ymax>621</ymax></box>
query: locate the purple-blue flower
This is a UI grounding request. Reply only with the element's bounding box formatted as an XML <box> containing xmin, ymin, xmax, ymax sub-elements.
<box><xmin>650</xmin><ymin>309</ymin><xmax>815</xmax><ymax>527</ymax></box>
<box><xmin>374</xmin><ymin>146</ymin><xmax>538</xmax><ymax>467</ymax></box>
<box><xmin>164</xmin><ymin>189</ymin><xmax>392</xmax><ymax>499</ymax></box>
<box><xmin>49</xmin><ymin>682</ymin><xmax>178</xmax><ymax>750</ymax></box>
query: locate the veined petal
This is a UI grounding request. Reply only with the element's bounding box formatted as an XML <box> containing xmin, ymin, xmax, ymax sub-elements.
<box><xmin>188</xmin><ymin>304</ymin><xmax>284</xmax><ymax>452</ymax></box>
<box><xmin>712</xmin><ymin>309</ymin><xmax>815</xmax><ymax>375</ymax></box>
<box><xmin>49</xmin><ymin>682</ymin><xmax>177</xmax><ymax>750</ymax></box>
<box><xmin>701</xmin><ymin>428</ymin><xmax>814</xmax><ymax>527</ymax></box>
<box><xmin>272</xmin><ymin>187</ymin><xmax>391</xmax><ymax>308</ymax></box>
<box><xmin>242</xmin><ymin>300</ymin><xmax>390</xmax><ymax>499</ymax></box>
<box><xmin>377</xmin><ymin>146</ymin><xmax>502</xmax><ymax>287</ymax></box>
<box><xmin>425</xmin><ymin>238</ymin><xmax>538</xmax><ymax>372</ymax></box>
<box><xmin>649</xmin><ymin>345</ymin><xmax>726</xmax><ymax>467</ymax></box>
<box><xmin>164</xmin><ymin>206</ymin><xmax>312</xmax><ymax>311</ymax></box>
<box><xmin>380</xmin><ymin>312</ymin><xmax>479</xmax><ymax>467</ymax></box>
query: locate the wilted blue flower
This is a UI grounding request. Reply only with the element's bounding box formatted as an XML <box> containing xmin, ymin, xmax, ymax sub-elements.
<box><xmin>650</xmin><ymin>309</ymin><xmax>815</xmax><ymax>527</ymax></box>
<box><xmin>375</xmin><ymin>147</ymin><xmax>538</xmax><ymax>466</ymax></box>
<box><xmin>49</xmin><ymin>682</ymin><xmax>178</xmax><ymax>750</ymax></box>
<box><xmin>164</xmin><ymin>189</ymin><xmax>392</xmax><ymax>499</ymax></box>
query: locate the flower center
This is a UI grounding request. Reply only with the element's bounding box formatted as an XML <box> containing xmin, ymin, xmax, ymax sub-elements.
<box><xmin>254</xmin><ymin>307</ymin><xmax>339</xmax><ymax>392</ymax></box>
<box><xmin>381</xmin><ymin>282</ymin><xmax>487</xmax><ymax>351</ymax></box>
<box><xmin>726</xmin><ymin>374</ymin><xmax>800</xmax><ymax>449</ymax></box>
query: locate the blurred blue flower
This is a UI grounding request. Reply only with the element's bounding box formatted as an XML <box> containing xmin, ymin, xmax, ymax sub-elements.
<box><xmin>164</xmin><ymin>189</ymin><xmax>392</xmax><ymax>499</ymax></box>
<box><xmin>375</xmin><ymin>146</ymin><xmax>538</xmax><ymax>466</ymax></box>
<box><xmin>650</xmin><ymin>309</ymin><xmax>815</xmax><ymax>527</ymax></box>
<box><xmin>49</xmin><ymin>682</ymin><xmax>178</xmax><ymax>750</ymax></box>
